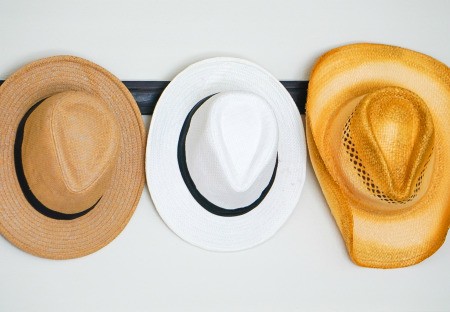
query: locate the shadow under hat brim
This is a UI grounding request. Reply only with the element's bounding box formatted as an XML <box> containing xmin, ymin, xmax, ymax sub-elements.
<box><xmin>146</xmin><ymin>57</ymin><xmax>306</xmax><ymax>251</ymax></box>
<box><xmin>0</xmin><ymin>56</ymin><xmax>146</xmax><ymax>259</ymax></box>
<box><xmin>306</xmin><ymin>43</ymin><xmax>450</xmax><ymax>268</ymax></box>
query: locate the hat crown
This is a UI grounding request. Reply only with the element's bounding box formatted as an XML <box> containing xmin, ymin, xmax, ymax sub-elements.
<box><xmin>22</xmin><ymin>91</ymin><xmax>120</xmax><ymax>214</ymax></box>
<box><xmin>186</xmin><ymin>91</ymin><xmax>278</xmax><ymax>209</ymax></box>
<box><xmin>348</xmin><ymin>87</ymin><xmax>434</xmax><ymax>202</ymax></box>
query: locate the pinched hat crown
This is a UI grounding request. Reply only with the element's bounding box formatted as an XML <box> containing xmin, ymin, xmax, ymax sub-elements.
<box><xmin>21</xmin><ymin>91</ymin><xmax>120</xmax><ymax>215</ymax></box>
<box><xmin>185</xmin><ymin>91</ymin><xmax>278</xmax><ymax>211</ymax></box>
<box><xmin>341</xmin><ymin>87</ymin><xmax>435</xmax><ymax>206</ymax></box>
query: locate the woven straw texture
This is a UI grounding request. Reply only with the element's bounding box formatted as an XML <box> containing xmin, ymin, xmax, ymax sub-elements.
<box><xmin>0</xmin><ymin>56</ymin><xmax>146</xmax><ymax>259</ymax></box>
<box><xmin>306</xmin><ymin>43</ymin><xmax>450</xmax><ymax>268</ymax></box>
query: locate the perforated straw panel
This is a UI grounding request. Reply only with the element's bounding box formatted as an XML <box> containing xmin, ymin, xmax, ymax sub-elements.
<box><xmin>342</xmin><ymin>114</ymin><xmax>428</xmax><ymax>204</ymax></box>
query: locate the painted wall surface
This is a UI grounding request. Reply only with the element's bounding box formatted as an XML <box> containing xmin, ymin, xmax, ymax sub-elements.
<box><xmin>0</xmin><ymin>0</ymin><xmax>449</xmax><ymax>311</ymax></box>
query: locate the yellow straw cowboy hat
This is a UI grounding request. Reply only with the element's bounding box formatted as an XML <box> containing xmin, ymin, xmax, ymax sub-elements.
<box><xmin>306</xmin><ymin>43</ymin><xmax>450</xmax><ymax>268</ymax></box>
<box><xmin>0</xmin><ymin>56</ymin><xmax>146</xmax><ymax>259</ymax></box>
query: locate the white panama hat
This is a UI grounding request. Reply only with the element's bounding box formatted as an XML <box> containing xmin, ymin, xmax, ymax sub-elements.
<box><xmin>146</xmin><ymin>57</ymin><xmax>306</xmax><ymax>251</ymax></box>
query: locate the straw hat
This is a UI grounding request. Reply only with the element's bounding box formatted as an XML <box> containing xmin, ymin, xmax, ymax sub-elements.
<box><xmin>0</xmin><ymin>56</ymin><xmax>146</xmax><ymax>259</ymax></box>
<box><xmin>306</xmin><ymin>43</ymin><xmax>450</xmax><ymax>268</ymax></box>
<box><xmin>147</xmin><ymin>57</ymin><xmax>306</xmax><ymax>251</ymax></box>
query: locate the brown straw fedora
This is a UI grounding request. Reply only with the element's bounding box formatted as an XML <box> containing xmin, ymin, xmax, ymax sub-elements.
<box><xmin>306</xmin><ymin>43</ymin><xmax>450</xmax><ymax>268</ymax></box>
<box><xmin>0</xmin><ymin>56</ymin><xmax>146</xmax><ymax>259</ymax></box>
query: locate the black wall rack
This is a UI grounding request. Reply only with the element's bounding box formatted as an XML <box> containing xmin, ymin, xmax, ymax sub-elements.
<box><xmin>0</xmin><ymin>80</ymin><xmax>308</xmax><ymax>115</ymax></box>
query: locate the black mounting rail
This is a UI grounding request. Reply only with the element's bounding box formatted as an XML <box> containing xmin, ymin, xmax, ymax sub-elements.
<box><xmin>0</xmin><ymin>80</ymin><xmax>308</xmax><ymax>115</ymax></box>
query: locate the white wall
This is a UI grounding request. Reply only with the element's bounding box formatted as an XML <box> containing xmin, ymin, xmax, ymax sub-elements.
<box><xmin>0</xmin><ymin>0</ymin><xmax>449</xmax><ymax>311</ymax></box>
<box><xmin>0</xmin><ymin>0</ymin><xmax>449</xmax><ymax>81</ymax></box>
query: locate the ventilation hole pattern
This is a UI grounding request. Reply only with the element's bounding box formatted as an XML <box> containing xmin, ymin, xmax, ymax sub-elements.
<box><xmin>342</xmin><ymin>114</ymin><xmax>429</xmax><ymax>204</ymax></box>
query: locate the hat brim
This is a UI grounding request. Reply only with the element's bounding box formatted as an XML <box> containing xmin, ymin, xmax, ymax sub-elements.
<box><xmin>306</xmin><ymin>43</ymin><xmax>450</xmax><ymax>268</ymax></box>
<box><xmin>146</xmin><ymin>57</ymin><xmax>306</xmax><ymax>251</ymax></box>
<box><xmin>0</xmin><ymin>56</ymin><xmax>146</xmax><ymax>259</ymax></box>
